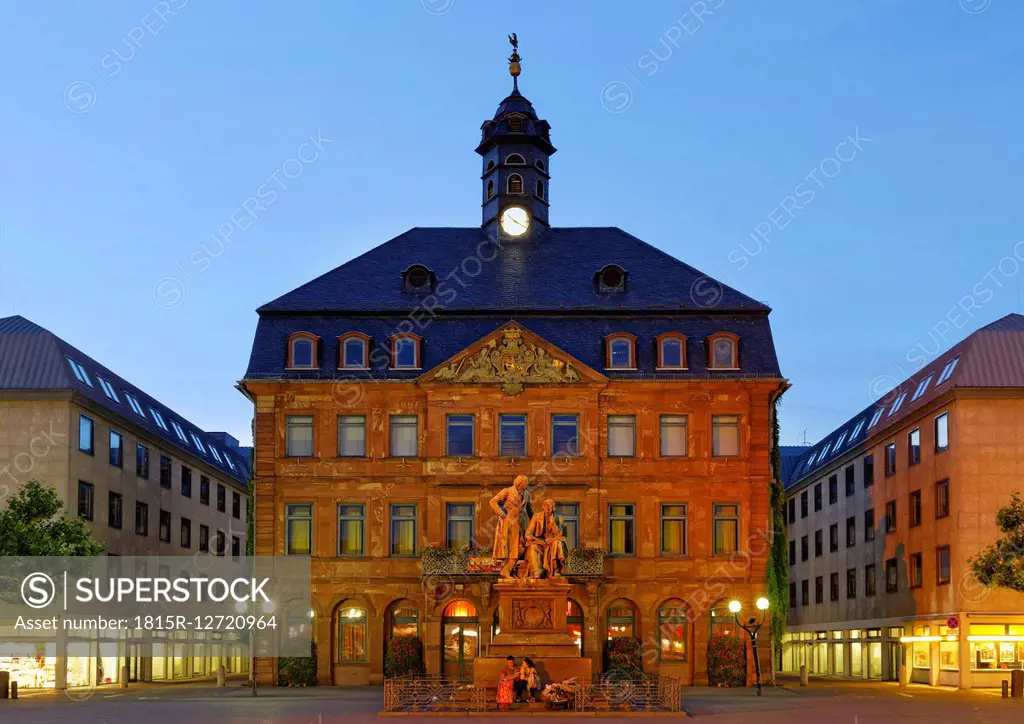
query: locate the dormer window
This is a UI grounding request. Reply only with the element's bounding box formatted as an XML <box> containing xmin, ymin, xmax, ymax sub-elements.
<box><xmin>507</xmin><ymin>174</ymin><xmax>523</xmax><ymax>194</ymax></box>
<box><xmin>508</xmin><ymin>115</ymin><xmax>524</xmax><ymax>133</ymax></box>
<box><xmin>605</xmin><ymin>334</ymin><xmax>636</xmax><ymax>369</ymax></box>
<box><xmin>656</xmin><ymin>333</ymin><xmax>687</xmax><ymax>370</ymax></box>
<box><xmin>338</xmin><ymin>332</ymin><xmax>371</xmax><ymax>370</ymax></box>
<box><xmin>708</xmin><ymin>333</ymin><xmax>739</xmax><ymax>370</ymax></box>
<box><xmin>287</xmin><ymin>332</ymin><xmax>319</xmax><ymax>369</ymax></box>
<box><xmin>596</xmin><ymin>264</ymin><xmax>627</xmax><ymax>293</ymax></box>
<box><xmin>402</xmin><ymin>264</ymin><xmax>436</xmax><ymax>293</ymax></box>
<box><xmin>391</xmin><ymin>333</ymin><xmax>421</xmax><ymax>369</ymax></box>
<box><xmin>505</xmin><ymin>153</ymin><xmax>526</xmax><ymax>165</ymax></box>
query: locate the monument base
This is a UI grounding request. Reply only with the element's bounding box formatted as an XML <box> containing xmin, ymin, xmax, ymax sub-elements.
<box><xmin>473</xmin><ymin>655</ymin><xmax>592</xmax><ymax>693</ymax></box>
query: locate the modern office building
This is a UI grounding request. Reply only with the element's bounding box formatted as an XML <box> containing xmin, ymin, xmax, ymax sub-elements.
<box><xmin>780</xmin><ymin>313</ymin><xmax>1024</xmax><ymax>689</ymax></box>
<box><xmin>240</xmin><ymin>43</ymin><xmax>788</xmax><ymax>686</ymax></box>
<box><xmin>0</xmin><ymin>314</ymin><xmax>252</xmax><ymax>689</ymax></box>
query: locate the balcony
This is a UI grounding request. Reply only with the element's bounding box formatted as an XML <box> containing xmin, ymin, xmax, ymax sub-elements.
<box><xmin>420</xmin><ymin>546</ymin><xmax>604</xmax><ymax>580</ymax></box>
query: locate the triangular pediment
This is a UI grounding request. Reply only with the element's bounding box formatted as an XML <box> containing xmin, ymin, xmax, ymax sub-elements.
<box><xmin>419</xmin><ymin>322</ymin><xmax>606</xmax><ymax>395</ymax></box>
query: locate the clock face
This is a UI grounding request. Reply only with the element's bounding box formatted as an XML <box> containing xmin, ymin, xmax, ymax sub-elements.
<box><xmin>500</xmin><ymin>206</ymin><xmax>531</xmax><ymax>237</ymax></box>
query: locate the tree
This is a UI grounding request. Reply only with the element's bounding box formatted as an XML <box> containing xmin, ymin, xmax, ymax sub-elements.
<box><xmin>970</xmin><ymin>491</ymin><xmax>1024</xmax><ymax>592</ymax></box>
<box><xmin>0</xmin><ymin>480</ymin><xmax>105</xmax><ymax>556</ymax></box>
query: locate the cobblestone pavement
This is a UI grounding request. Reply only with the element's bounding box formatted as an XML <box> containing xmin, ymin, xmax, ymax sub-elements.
<box><xmin>2</xmin><ymin>679</ymin><xmax>1021</xmax><ymax>723</ymax></box>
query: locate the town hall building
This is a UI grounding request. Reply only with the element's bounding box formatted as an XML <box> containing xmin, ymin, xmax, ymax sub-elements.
<box><xmin>240</xmin><ymin>39</ymin><xmax>787</xmax><ymax>687</ymax></box>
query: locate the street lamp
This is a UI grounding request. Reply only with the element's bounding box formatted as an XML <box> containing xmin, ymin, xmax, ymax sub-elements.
<box><xmin>728</xmin><ymin>597</ymin><xmax>770</xmax><ymax>696</ymax></box>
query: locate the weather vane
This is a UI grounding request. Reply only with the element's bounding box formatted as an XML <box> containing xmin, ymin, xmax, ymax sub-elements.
<box><xmin>508</xmin><ymin>33</ymin><xmax>521</xmax><ymax>91</ymax></box>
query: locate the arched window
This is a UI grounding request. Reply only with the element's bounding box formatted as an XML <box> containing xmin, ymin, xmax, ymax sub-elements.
<box><xmin>391</xmin><ymin>334</ymin><xmax>421</xmax><ymax>369</ymax></box>
<box><xmin>536</xmin><ymin>180</ymin><xmax>545</xmax><ymax>199</ymax></box>
<box><xmin>508</xmin><ymin>115</ymin><xmax>524</xmax><ymax>133</ymax></box>
<box><xmin>605</xmin><ymin>334</ymin><xmax>636</xmax><ymax>369</ymax></box>
<box><xmin>287</xmin><ymin>332</ymin><xmax>318</xmax><ymax>369</ymax></box>
<box><xmin>486</xmin><ymin>160</ymin><xmax>496</xmax><ymax>172</ymax></box>
<box><xmin>658</xmin><ymin>600</ymin><xmax>688</xmax><ymax>661</ymax></box>
<box><xmin>505</xmin><ymin>153</ymin><xmax>526</xmax><ymax>165</ymax></box>
<box><xmin>387</xmin><ymin>602</ymin><xmax>419</xmax><ymax>639</ymax></box>
<box><xmin>709</xmin><ymin>333</ymin><xmax>739</xmax><ymax>369</ymax></box>
<box><xmin>656</xmin><ymin>333</ymin><xmax>687</xmax><ymax>370</ymax></box>
<box><xmin>507</xmin><ymin>174</ymin><xmax>523</xmax><ymax>194</ymax></box>
<box><xmin>535</xmin><ymin>159</ymin><xmax>546</xmax><ymax>172</ymax></box>
<box><xmin>710</xmin><ymin>601</ymin><xmax>740</xmax><ymax>639</ymax></box>
<box><xmin>606</xmin><ymin>599</ymin><xmax>636</xmax><ymax>640</ymax></box>
<box><xmin>442</xmin><ymin>600</ymin><xmax>479</xmax><ymax>679</ymax></box>
<box><xmin>337</xmin><ymin>603</ymin><xmax>368</xmax><ymax>663</ymax></box>
<box><xmin>486</xmin><ymin>179</ymin><xmax>494</xmax><ymax>199</ymax></box>
<box><xmin>568</xmin><ymin>599</ymin><xmax>584</xmax><ymax>656</ymax></box>
<box><xmin>338</xmin><ymin>332</ymin><xmax>370</xmax><ymax>369</ymax></box>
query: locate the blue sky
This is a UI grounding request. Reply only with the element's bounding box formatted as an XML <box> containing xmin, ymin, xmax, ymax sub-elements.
<box><xmin>1</xmin><ymin>0</ymin><xmax>1021</xmax><ymax>446</ymax></box>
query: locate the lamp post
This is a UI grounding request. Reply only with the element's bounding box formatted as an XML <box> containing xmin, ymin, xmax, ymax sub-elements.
<box><xmin>728</xmin><ymin>597</ymin><xmax>770</xmax><ymax>696</ymax></box>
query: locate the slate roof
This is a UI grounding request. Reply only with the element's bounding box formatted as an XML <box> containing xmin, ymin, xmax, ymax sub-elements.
<box><xmin>257</xmin><ymin>227</ymin><xmax>770</xmax><ymax>315</ymax></box>
<box><xmin>0</xmin><ymin>315</ymin><xmax>250</xmax><ymax>486</ymax></box>
<box><xmin>778</xmin><ymin>445</ymin><xmax>810</xmax><ymax>486</ymax></box>
<box><xmin>783</xmin><ymin>313</ymin><xmax>1024</xmax><ymax>489</ymax></box>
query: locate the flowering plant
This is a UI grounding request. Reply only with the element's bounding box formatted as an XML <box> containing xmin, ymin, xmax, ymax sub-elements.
<box><xmin>706</xmin><ymin>635</ymin><xmax>747</xmax><ymax>687</ymax></box>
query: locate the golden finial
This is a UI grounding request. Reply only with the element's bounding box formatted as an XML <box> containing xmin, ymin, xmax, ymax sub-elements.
<box><xmin>508</xmin><ymin>33</ymin><xmax>521</xmax><ymax>91</ymax></box>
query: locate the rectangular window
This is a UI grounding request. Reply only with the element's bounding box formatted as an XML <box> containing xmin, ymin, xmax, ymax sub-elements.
<box><xmin>555</xmin><ymin>502</ymin><xmax>579</xmax><ymax>550</ymax></box>
<box><xmin>199</xmin><ymin>524</ymin><xmax>209</xmax><ymax>552</ymax></box>
<box><xmin>801</xmin><ymin>535</ymin><xmax>809</xmax><ymax>562</ymax></box>
<box><xmin>108</xmin><ymin>430</ymin><xmax>123</xmax><ymax>467</ymax></box>
<box><xmin>285</xmin><ymin>504</ymin><xmax>313</xmax><ymax>555</ymax></box>
<box><xmin>337</xmin><ymin>415</ymin><xmax>366</xmax><ymax>457</ymax></box>
<box><xmin>864</xmin><ymin>508</ymin><xmax>875</xmax><ymax>541</ymax></box>
<box><xmin>200</xmin><ymin>476</ymin><xmax>210</xmax><ymax>505</ymax></box>
<box><xmin>863</xmin><ymin>455</ymin><xmax>874</xmax><ymax>487</ymax></box>
<box><xmin>787</xmin><ymin>498</ymin><xmax>795</xmax><ymax>522</ymax></box>
<box><xmin>830</xmin><ymin>572</ymin><xmax>839</xmax><ymax>602</ymax></box>
<box><xmin>446</xmin><ymin>503</ymin><xmax>475</xmax><ymax>550</ymax></box>
<box><xmin>660</xmin><ymin>415</ymin><xmax>688</xmax><ymax>457</ymax></box>
<box><xmin>801</xmin><ymin>491</ymin><xmax>808</xmax><ymax>518</ymax></box>
<box><xmin>608</xmin><ymin>503</ymin><xmax>635</xmax><ymax>556</ymax></box>
<box><xmin>126</xmin><ymin>393</ymin><xmax>144</xmax><ymax>417</ymax></box>
<box><xmin>181</xmin><ymin>466</ymin><xmax>192</xmax><ymax>498</ymax></box>
<box><xmin>79</xmin><ymin>415</ymin><xmax>94</xmax><ymax>454</ymax></box>
<box><xmin>815</xmin><ymin>576</ymin><xmax>823</xmax><ymax>604</ymax></box>
<box><xmin>909</xmin><ymin>490</ymin><xmax>922</xmax><ymax>527</ymax></box>
<box><xmin>937</xmin><ymin>546</ymin><xmax>951</xmax><ymax>584</ymax></box>
<box><xmin>789</xmin><ymin>582</ymin><xmax>797</xmax><ymax>608</ymax></box>
<box><xmin>908</xmin><ymin>428</ymin><xmax>921</xmax><ymax>466</ymax></box>
<box><xmin>160</xmin><ymin>456</ymin><xmax>172</xmax><ymax>489</ymax></box>
<box><xmin>828</xmin><ymin>476</ymin><xmax>838</xmax><ymax>505</ymax></box>
<box><xmin>845</xmin><ymin>466</ymin><xmax>855</xmax><ymax>497</ymax></box>
<box><xmin>814</xmin><ymin>483</ymin><xmax>822</xmax><ymax>512</ymax></box>
<box><xmin>814</xmin><ymin>529</ymin><xmax>823</xmax><ymax>557</ymax></box>
<box><xmin>135</xmin><ymin>443</ymin><xmax>149</xmax><ymax>479</ymax></box>
<box><xmin>865</xmin><ymin>564</ymin><xmax>876</xmax><ymax>596</ymax></box>
<box><xmin>446</xmin><ymin>414</ymin><xmax>474</xmax><ymax>457</ymax></box>
<box><xmin>498</xmin><ymin>414</ymin><xmax>527</xmax><ymax>457</ymax></box>
<box><xmin>232</xmin><ymin>491</ymin><xmax>241</xmax><ymax>519</ymax></box>
<box><xmin>885</xmin><ymin>442</ymin><xmax>896</xmax><ymax>476</ymax></box>
<box><xmin>107</xmin><ymin>491</ymin><xmax>122</xmax><ymax>529</ymax></box>
<box><xmin>846</xmin><ymin>516</ymin><xmax>856</xmax><ymax>548</ymax></box>
<box><xmin>285</xmin><ymin>415</ymin><xmax>314</xmax><ymax>457</ymax></box>
<box><xmin>77</xmin><ymin>481</ymin><xmax>94</xmax><ymax>520</ymax></box>
<box><xmin>713</xmin><ymin>504</ymin><xmax>739</xmax><ymax>555</ymax></box>
<box><xmin>551</xmin><ymin>415</ymin><xmax>580</xmax><ymax>457</ymax></box>
<box><xmin>910</xmin><ymin>553</ymin><xmax>922</xmax><ymax>588</ymax></box>
<box><xmin>159</xmin><ymin>510</ymin><xmax>171</xmax><ymax>542</ymax></box>
<box><xmin>135</xmin><ymin>501</ymin><xmax>148</xmax><ymax>536</ymax></box>
<box><xmin>390</xmin><ymin>504</ymin><xmax>417</xmax><ymax>556</ymax></box>
<box><xmin>935</xmin><ymin>413</ymin><xmax>949</xmax><ymax>451</ymax></box>
<box><xmin>231</xmin><ymin>536</ymin><xmax>241</xmax><ymax>559</ymax></box>
<box><xmin>711</xmin><ymin>415</ymin><xmax>740</xmax><ymax>457</ymax></box>
<box><xmin>216</xmin><ymin>530</ymin><xmax>225</xmax><ymax>557</ymax></box>
<box><xmin>885</xmin><ymin>500</ymin><xmax>897</xmax><ymax>533</ymax></box>
<box><xmin>338</xmin><ymin>504</ymin><xmax>365</xmax><ymax>556</ymax></box>
<box><xmin>801</xmin><ymin>580</ymin><xmax>809</xmax><ymax>607</ymax></box>
<box><xmin>390</xmin><ymin>415</ymin><xmax>418</xmax><ymax>457</ymax></box>
<box><xmin>216</xmin><ymin>484</ymin><xmax>226</xmax><ymax>513</ymax></box>
<box><xmin>829</xmin><ymin>523</ymin><xmax>839</xmax><ymax>552</ymax></box>
<box><xmin>936</xmin><ymin>479</ymin><xmax>950</xmax><ymax>518</ymax></box>
<box><xmin>788</xmin><ymin>539</ymin><xmax>796</xmax><ymax>565</ymax></box>
<box><xmin>607</xmin><ymin>416</ymin><xmax>635</xmax><ymax>457</ymax></box>
<box><xmin>885</xmin><ymin>558</ymin><xmax>898</xmax><ymax>593</ymax></box>
<box><xmin>846</xmin><ymin>568</ymin><xmax>856</xmax><ymax>599</ymax></box>
<box><xmin>661</xmin><ymin>504</ymin><xmax>687</xmax><ymax>556</ymax></box>
<box><xmin>180</xmin><ymin>517</ymin><xmax>191</xmax><ymax>549</ymax></box>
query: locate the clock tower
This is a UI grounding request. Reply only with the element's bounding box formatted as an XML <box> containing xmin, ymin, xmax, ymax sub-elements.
<box><xmin>477</xmin><ymin>34</ymin><xmax>556</xmax><ymax>239</ymax></box>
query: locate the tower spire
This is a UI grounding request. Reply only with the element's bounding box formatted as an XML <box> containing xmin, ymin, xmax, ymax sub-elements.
<box><xmin>508</xmin><ymin>33</ymin><xmax>521</xmax><ymax>93</ymax></box>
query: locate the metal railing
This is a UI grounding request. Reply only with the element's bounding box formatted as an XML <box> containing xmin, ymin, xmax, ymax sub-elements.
<box><xmin>574</xmin><ymin>673</ymin><xmax>682</xmax><ymax>713</ymax></box>
<box><xmin>382</xmin><ymin>674</ymin><xmax>485</xmax><ymax>712</ymax></box>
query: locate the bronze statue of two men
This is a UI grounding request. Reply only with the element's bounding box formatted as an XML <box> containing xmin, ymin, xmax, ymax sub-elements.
<box><xmin>489</xmin><ymin>474</ymin><xmax>568</xmax><ymax>580</ymax></box>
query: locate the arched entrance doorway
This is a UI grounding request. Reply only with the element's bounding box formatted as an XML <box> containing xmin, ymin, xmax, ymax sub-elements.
<box><xmin>441</xmin><ymin>600</ymin><xmax>478</xmax><ymax>679</ymax></box>
<box><xmin>567</xmin><ymin>599</ymin><xmax>584</xmax><ymax>657</ymax></box>
<box><xmin>384</xmin><ymin>600</ymin><xmax>420</xmax><ymax>676</ymax></box>
<box><xmin>604</xmin><ymin>598</ymin><xmax>638</xmax><ymax>670</ymax></box>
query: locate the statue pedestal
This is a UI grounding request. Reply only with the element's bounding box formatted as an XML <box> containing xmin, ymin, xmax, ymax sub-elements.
<box><xmin>474</xmin><ymin>580</ymin><xmax>592</xmax><ymax>692</ymax></box>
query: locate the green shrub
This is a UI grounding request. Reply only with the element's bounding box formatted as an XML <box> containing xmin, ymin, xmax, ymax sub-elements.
<box><xmin>606</xmin><ymin>637</ymin><xmax>643</xmax><ymax>678</ymax></box>
<box><xmin>385</xmin><ymin>635</ymin><xmax>424</xmax><ymax>677</ymax></box>
<box><xmin>277</xmin><ymin>641</ymin><xmax>318</xmax><ymax>687</ymax></box>
<box><xmin>707</xmin><ymin>636</ymin><xmax>747</xmax><ymax>687</ymax></box>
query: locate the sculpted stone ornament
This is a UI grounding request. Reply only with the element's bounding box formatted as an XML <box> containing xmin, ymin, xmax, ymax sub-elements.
<box><xmin>525</xmin><ymin>499</ymin><xmax>568</xmax><ymax>579</ymax></box>
<box><xmin>432</xmin><ymin>327</ymin><xmax>580</xmax><ymax>396</ymax></box>
<box><xmin>490</xmin><ymin>474</ymin><xmax>530</xmax><ymax>579</ymax></box>
<box><xmin>491</xmin><ymin>478</ymin><xmax>570</xmax><ymax>581</ymax></box>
